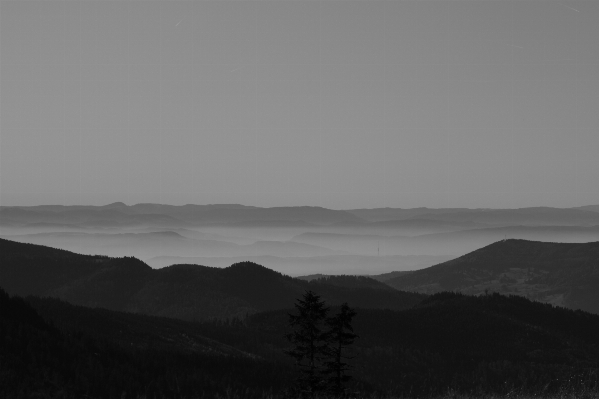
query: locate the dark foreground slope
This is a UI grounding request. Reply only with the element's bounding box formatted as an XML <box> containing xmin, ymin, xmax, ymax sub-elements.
<box><xmin>8</xmin><ymin>289</ymin><xmax>599</xmax><ymax>398</ymax></box>
<box><xmin>0</xmin><ymin>238</ymin><xmax>424</xmax><ymax>321</ymax></box>
<box><xmin>246</xmin><ymin>292</ymin><xmax>599</xmax><ymax>397</ymax></box>
<box><xmin>386</xmin><ymin>239</ymin><xmax>599</xmax><ymax>314</ymax></box>
<box><xmin>0</xmin><ymin>288</ymin><xmax>293</xmax><ymax>399</ymax></box>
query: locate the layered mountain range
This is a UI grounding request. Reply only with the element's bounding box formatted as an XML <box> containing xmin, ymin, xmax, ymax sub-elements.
<box><xmin>386</xmin><ymin>239</ymin><xmax>599</xmax><ymax>314</ymax></box>
<box><xmin>2</xmin><ymin>233</ymin><xmax>599</xmax><ymax>396</ymax></box>
<box><xmin>2</xmin><ymin>236</ymin><xmax>599</xmax><ymax>317</ymax></box>
<box><xmin>0</xmin><ymin>238</ymin><xmax>424</xmax><ymax>321</ymax></box>
<box><xmin>2</xmin><ymin>203</ymin><xmax>598</xmax><ymax>275</ymax></box>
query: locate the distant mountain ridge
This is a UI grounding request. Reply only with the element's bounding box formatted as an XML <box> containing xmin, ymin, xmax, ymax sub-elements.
<box><xmin>0</xmin><ymin>231</ymin><xmax>346</xmax><ymax>259</ymax></box>
<box><xmin>0</xmin><ymin>207</ymin><xmax>186</xmax><ymax>227</ymax></box>
<box><xmin>1</xmin><ymin>204</ymin><xmax>365</xmax><ymax>226</ymax></box>
<box><xmin>410</xmin><ymin>207</ymin><xmax>599</xmax><ymax>226</ymax></box>
<box><xmin>386</xmin><ymin>239</ymin><xmax>599</xmax><ymax>314</ymax></box>
<box><xmin>3</xmin><ymin>203</ymin><xmax>599</xmax><ymax>227</ymax></box>
<box><xmin>346</xmin><ymin>207</ymin><xmax>475</xmax><ymax>221</ymax></box>
<box><xmin>290</xmin><ymin>225</ymin><xmax>599</xmax><ymax>256</ymax></box>
<box><xmin>3</xmin><ymin>202</ymin><xmax>598</xmax><ymax>277</ymax></box>
<box><xmin>0</xmin><ymin>238</ymin><xmax>425</xmax><ymax>321</ymax></box>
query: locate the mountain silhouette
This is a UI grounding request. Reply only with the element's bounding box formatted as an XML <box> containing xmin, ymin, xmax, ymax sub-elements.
<box><xmin>410</xmin><ymin>207</ymin><xmax>599</xmax><ymax>226</ymax></box>
<box><xmin>1</xmin><ymin>203</ymin><xmax>365</xmax><ymax>226</ymax></box>
<box><xmin>0</xmin><ymin>231</ymin><xmax>344</xmax><ymax>259</ymax></box>
<box><xmin>386</xmin><ymin>239</ymin><xmax>599</xmax><ymax>314</ymax></box>
<box><xmin>0</xmin><ymin>238</ymin><xmax>424</xmax><ymax>320</ymax></box>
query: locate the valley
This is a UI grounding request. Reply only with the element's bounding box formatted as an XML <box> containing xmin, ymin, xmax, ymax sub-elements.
<box><xmin>2</xmin><ymin>203</ymin><xmax>599</xmax><ymax>276</ymax></box>
<box><xmin>2</xmin><ymin>204</ymin><xmax>599</xmax><ymax>398</ymax></box>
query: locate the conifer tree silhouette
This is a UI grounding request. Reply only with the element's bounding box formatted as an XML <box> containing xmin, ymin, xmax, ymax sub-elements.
<box><xmin>285</xmin><ymin>290</ymin><xmax>330</xmax><ymax>397</ymax></box>
<box><xmin>323</xmin><ymin>303</ymin><xmax>358</xmax><ymax>397</ymax></box>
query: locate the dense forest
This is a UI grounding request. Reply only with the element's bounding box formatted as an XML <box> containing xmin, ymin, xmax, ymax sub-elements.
<box><xmin>0</xmin><ymin>287</ymin><xmax>295</xmax><ymax>399</ymax></box>
<box><xmin>3</xmin><ymin>286</ymin><xmax>599</xmax><ymax>398</ymax></box>
<box><xmin>2</xmin><ymin>238</ymin><xmax>599</xmax><ymax>397</ymax></box>
<box><xmin>387</xmin><ymin>240</ymin><xmax>599</xmax><ymax>314</ymax></box>
<box><xmin>0</xmin><ymin>238</ymin><xmax>425</xmax><ymax>321</ymax></box>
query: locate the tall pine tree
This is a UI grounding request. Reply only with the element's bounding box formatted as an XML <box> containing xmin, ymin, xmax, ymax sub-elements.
<box><xmin>285</xmin><ymin>290</ymin><xmax>330</xmax><ymax>397</ymax></box>
<box><xmin>323</xmin><ymin>303</ymin><xmax>358</xmax><ymax>397</ymax></box>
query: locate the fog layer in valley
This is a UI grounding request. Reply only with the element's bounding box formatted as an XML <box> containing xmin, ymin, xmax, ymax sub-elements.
<box><xmin>1</xmin><ymin>203</ymin><xmax>599</xmax><ymax>275</ymax></box>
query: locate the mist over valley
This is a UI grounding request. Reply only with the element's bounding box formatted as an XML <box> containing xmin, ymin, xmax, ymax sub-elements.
<box><xmin>2</xmin><ymin>203</ymin><xmax>599</xmax><ymax>276</ymax></box>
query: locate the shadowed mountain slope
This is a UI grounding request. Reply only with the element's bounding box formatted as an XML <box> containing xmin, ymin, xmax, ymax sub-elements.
<box><xmin>386</xmin><ymin>239</ymin><xmax>599</xmax><ymax>314</ymax></box>
<box><xmin>0</xmin><ymin>288</ymin><xmax>293</xmax><ymax>398</ymax></box>
<box><xmin>5</xmin><ymin>284</ymin><xmax>599</xmax><ymax>398</ymax></box>
<box><xmin>247</xmin><ymin>291</ymin><xmax>599</xmax><ymax>396</ymax></box>
<box><xmin>0</xmin><ymin>238</ymin><xmax>424</xmax><ymax>321</ymax></box>
<box><xmin>0</xmin><ymin>238</ymin><xmax>149</xmax><ymax>299</ymax></box>
<box><xmin>25</xmin><ymin>295</ymin><xmax>255</xmax><ymax>358</ymax></box>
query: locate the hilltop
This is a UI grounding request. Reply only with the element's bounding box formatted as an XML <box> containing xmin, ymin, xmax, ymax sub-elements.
<box><xmin>0</xmin><ymin>238</ymin><xmax>424</xmax><ymax>320</ymax></box>
<box><xmin>0</xmin><ymin>287</ymin><xmax>293</xmax><ymax>398</ymax></box>
<box><xmin>4</xmin><ymin>285</ymin><xmax>599</xmax><ymax>397</ymax></box>
<box><xmin>244</xmin><ymin>291</ymin><xmax>599</xmax><ymax>396</ymax></box>
<box><xmin>3</xmin><ymin>203</ymin><xmax>599</xmax><ymax>276</ymax></box>
<box><xmin>3</xmin><ymin>237</ymin><xmax>599</xmax><ymax>397</ymax></box>
<box><xmin>386</xmin><ymin>239</ymin><xmax>599</xmax><ymax>314</ymax></box>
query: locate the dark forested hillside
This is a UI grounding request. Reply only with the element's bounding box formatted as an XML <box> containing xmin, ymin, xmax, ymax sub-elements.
<box><xmin>0</xmin><ymin>238</ymin><xmax>424</xmax><ymax>321</ymax></box>
<box><xmin>0</xmin><ymin>238</ymin><xmax>125</xmax><ymax>296</ymax></box>
<box><xmin>245</xmin><ymin>292</ymin><xmax>599</xmax><ymax>397</ymax></box>
<box><xmin>352</xmin><ymin>292</ymin><xmax>599</xmax><ymax>395</ymax></box>
<box><xmin>386</xmin><ymin>239</ymin><xmax>599</xmax><ymax>314</ymax></box>
<box><xmin>3</xmin><ymin>237</ymin><xmax>599</xmax><ymax>397</ymax></box>
<box><xmin>0</xmin><ymin>288</ymin><xmax>294</xmax><ymax>399</ymax></box>
<box><xmin>3</xmin><ymin>286</ymin><xmax>599</xmax><ymax>397</ymax></box>
<box><xmin>25</xmin><ymin>295</ymin><xmax>256</xmax><ymax>357</ymax></box>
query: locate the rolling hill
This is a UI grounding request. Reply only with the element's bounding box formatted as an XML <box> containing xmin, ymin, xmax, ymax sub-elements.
<box><xmin>3</xmin><ymin>238</ymin><xmax>599</xmax><ymax>397</ymax></box>
<box><xmin>386</xmin><ymin>239</ymin><xmax>599</xmax><ymax>314</ymax></box>
<box><xmin>0</xmin><ymin>238</ymin><xmax>424</xmax><ymax>321</ymax></box>
<box><xmin>145</xmin><ymin>253</ymin><xmax>450</xmax><ymax>275</ymax></box>
<box><xmin>0</xmin><ymin>287</ymin><xmax>292</xmax><ymax>398</ymax></box>
<box><xmin>248</xmin><ymin>291</ymin><xmax>599</xmax><ymax>396</ymax></box>
<box><xmin>3</xmin><ymin>203</ymin><xmax>598</xmax><ymax>278</ymax></box>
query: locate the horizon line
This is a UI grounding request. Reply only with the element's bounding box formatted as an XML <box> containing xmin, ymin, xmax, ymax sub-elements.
<box><xmin>1</xmin><ymin>201</ymin><xmax>597</xmax><ymax>212</ymax></box>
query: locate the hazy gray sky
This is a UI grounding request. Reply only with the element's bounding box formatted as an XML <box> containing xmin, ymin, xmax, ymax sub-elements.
<box><xmin>1</xmin><ymin>0</ymin><xmax>598</xmax><ymax>209</ymax></box>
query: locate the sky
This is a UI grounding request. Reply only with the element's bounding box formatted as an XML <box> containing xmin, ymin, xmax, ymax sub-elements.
<box><xmin>1</xmin><ymin>0</ymin><xmax>598</xmax><ymax>210</ymax></box>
